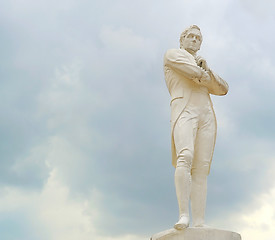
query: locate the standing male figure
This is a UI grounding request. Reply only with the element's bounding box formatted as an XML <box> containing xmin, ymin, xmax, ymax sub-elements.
<box><xmin>163</xmin><ymin>25</ymin><xmax>228</xmax><ymax>230</ymax></box>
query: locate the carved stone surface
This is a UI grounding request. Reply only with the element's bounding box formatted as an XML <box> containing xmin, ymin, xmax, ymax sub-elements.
<box><xmin>157</xmin><ymin>25</ymin><xmax>242</xmax><ymax>240</ymax></box>
<box><xmin>163</xmin><ymin>25</ymin><xmax>230</xmax><ymax>229</ymax></box>
<box><xmin>151</xmin><ymin>228</ymin><xmax>241</xmax><ymax>240</ymax></box>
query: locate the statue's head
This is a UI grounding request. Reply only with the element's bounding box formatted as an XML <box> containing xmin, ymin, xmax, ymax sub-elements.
<box><xmin>179</xmin><ymin>25</ymin><xmax>202</xmax><ymax>55</ymax></box>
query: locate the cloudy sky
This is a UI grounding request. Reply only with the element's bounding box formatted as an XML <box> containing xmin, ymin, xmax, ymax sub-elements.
<box><xmin>1</xmin><ymin>0</ymin><xmax>275</xmax><ymax>239</ymax></box>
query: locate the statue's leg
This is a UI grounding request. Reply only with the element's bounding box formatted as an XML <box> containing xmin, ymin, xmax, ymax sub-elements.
<box><xmin>190</xmin><ymin>167</ymin><xmax>208</xmax><ymax>227</ymax></box>
<box><xmin>191</xmin><ymin>109</ymin><xmax>216</xmax><ymax>227</ymax></box>
<box><xmin>173</xmin><ymin>110</ymin><xmax>198</xmax><ymax>230</ymax></box>
<box><xmin>174</xmin><ymin>163</ymin><xmax>191</xmax><ymax>229</ymax></box>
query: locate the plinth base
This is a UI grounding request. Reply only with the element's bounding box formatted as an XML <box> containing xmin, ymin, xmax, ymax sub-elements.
<box><xmin>151</xmin><ymin>227</ymin><xmax>241</xmax><ymax>240</ymax></box>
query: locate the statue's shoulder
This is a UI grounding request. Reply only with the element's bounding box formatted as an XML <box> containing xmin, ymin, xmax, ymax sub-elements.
<box><xmin>165</xmin><ymin>48</ymin><xmax>180</xmax><ymax>55</ymax></box>
<box><xmin>165</xmin><ymin>48</ymin><xmax>189</xmax><ymax>59</ymax></box>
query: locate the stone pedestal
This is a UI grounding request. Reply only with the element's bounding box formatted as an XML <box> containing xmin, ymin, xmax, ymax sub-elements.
<box><xmin>151</xmin><ymin>227</ymin><xmax>241</xmax><ymax>240</ymax></box>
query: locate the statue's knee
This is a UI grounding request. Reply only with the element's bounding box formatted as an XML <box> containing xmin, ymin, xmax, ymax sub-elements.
<box><xmin>192</xmin><ymin>164</ymin><xmax>209</xmax><ymax>177</ymax></box>
<box><xmin>176</xmin><ymin>150</ymin><xmax>193</xmax><ymax>169</ymax></box>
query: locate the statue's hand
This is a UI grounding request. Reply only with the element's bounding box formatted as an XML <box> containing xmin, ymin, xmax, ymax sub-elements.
<box><xmin>196</xmin><ymin>56</ymin><xmax>209</xmax><ymax>71</ymax></box>
<box><xmin>192</xmin><ymin>69</ymin><xmax>210</xmax><ymax>85</ymax></box>
<box><xmin>200</xmin><ymin>70</ymin><xmax>211</xmax><ymax>84</ymax></box>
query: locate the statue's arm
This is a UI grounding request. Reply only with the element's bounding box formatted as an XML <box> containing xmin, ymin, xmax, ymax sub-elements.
<box><xmin>164</xmin><ymin>49</ymin><xmax>210</xmax><ymax>85</ymax></box>
<box><xmin>207</xmin><ymin>70</ymin><xmax>229</xmax><ymax>95</ymax></box>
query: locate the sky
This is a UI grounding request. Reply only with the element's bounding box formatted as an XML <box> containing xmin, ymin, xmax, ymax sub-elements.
<box><xmin>0</xmin><ymin>0</ymin><xmax>275</xmax><ymax>239</ymax></box>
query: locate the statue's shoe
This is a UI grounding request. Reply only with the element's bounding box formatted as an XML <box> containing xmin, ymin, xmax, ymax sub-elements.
<box><xmin>174</xmin><ymin>215</ymin><xmax>189</xmax><ymax>230</ymax></box>
<box><xmin>193</xmin><ymin>224</ymin><xmax>211</xmax><ymax>228</ymax></box>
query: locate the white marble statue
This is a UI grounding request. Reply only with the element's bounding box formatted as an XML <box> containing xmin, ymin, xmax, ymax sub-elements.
<box><xmin>163</xmin><ymin>25</ymin><xmax>229</xmax><ymax>230</ymax></box>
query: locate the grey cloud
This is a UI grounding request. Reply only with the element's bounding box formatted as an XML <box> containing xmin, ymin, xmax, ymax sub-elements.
<box><xmin>1</xmin><ymin>0</ymin><xmax>275</xmax><ymax>238</ymax></box>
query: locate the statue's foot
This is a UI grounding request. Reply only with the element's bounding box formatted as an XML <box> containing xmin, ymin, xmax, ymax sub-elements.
<box><xmin>193</xmin><ymin>224</ymin><xmax>211</xmax><ymax>228</ymax></box>
<box><xmin>174</xmin><ymin>215</ymin><xmax>189</xmax><ymax>230</ymax></box>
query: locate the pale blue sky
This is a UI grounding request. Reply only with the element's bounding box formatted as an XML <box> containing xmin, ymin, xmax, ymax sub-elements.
<box><xmin>0</xmin><ymin>0</ymin><xmax>275</xmax><ymax>239</ymax></box>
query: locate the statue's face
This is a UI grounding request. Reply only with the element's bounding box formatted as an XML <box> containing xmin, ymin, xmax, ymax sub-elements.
<box><xmin>181</xmin><ymin>28</ymin><xmax>202</xmax><ymax>54</ymax></box>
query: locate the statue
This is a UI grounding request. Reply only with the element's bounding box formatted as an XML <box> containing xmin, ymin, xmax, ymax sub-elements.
<box><xmin>163</xmin><ymin>25</ymin><xmax>229</xmax><ymax>230</ymax></box>
<box><xmin>151</xmin><ymin>24</ymin><xmax>241</xmax><ymax>240</ymax></box>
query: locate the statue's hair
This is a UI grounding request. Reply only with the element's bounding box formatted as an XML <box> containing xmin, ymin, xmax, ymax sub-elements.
<box><xmin>179</xmin><ymin>25</ymin><xmax>202</xmax><ymax>48</ymax></box>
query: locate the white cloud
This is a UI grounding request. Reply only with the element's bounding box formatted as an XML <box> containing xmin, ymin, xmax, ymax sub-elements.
<box><xmin>98</xmin><ymin>25</ymin><xmax>158</xmax><ymax>78</ymax></box>
<box><xmin>36</xmin><ymin>168</ymin><xmax>96</xmax><ymax>240</ymax></box>
<box><xmin>208</xmin><ymin>161</ymin><xmax>275</xmax><ymax>240</ymax></box>
<box><xmin>100</xmin><ymin>26</ymin><xmax>155</xmax><ymax>53</ymax></box>
<box><xmin>239</xmin><ymin>0</ymin><xmax>275</xmax><ymax>18</ymax></box>
<box><xmin>0</xmin><ymin>186</ymin><xmax>37</xmax><ymax>213</ymax></box>
<box><xmin>0</xmin><ymin>167</ymin><xmax>148</xmax><ymax>240</ymax></box>
<box><xmin>37</xmin><ymin>62</ymin><xmax>85</xmax><ymax>130</ymax></box>
<box><xmin>238</xmin><ymin>185</ymin><xmax>275</xmax><ymax>240</ymax></box>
